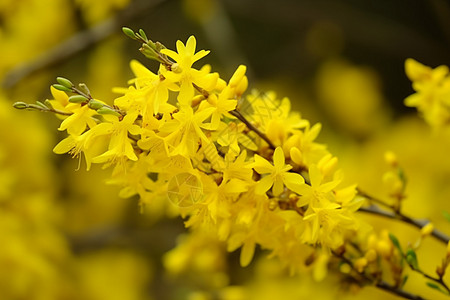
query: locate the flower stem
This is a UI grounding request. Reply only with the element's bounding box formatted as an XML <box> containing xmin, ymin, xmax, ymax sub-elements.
<box><xmin>357</xmin><ymin>189</ymin><xmax>450</xmax><ymax>245</ymax></box>
<box><xmin>229</xmin><ymin>109</ymin><xmax>276</xmax><ymax>149</ymax></box>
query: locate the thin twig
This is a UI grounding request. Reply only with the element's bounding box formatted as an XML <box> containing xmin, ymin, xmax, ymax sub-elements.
<box><xmin>407</xmin><ymin>263</ymin><xmax>450</xmax><ymax>295</ymax></box>
<box><xmin>375</xmin><ymin>281</ymin><xmax>426</xmax><ymax>300</ymax></box>
<box><xmin>15</xmin><ymin>103</ymin><xmax>73</xmax><ymax>116</ymax></box>
<box><xmin>357</xmin><ymin>191</ymin><xmax>450</xmax><ymax>245</ymax></box>
<box><xmin>229</xmin><ymin>109</ymin><xmax>276</xmax><ymax>149</ymax></box>
<box><xmin>2</xmin><ymin>0</ymin><xmax>167</xmax><ymax>88</ymax></box>
<box><xmin>334</xmin><ymin>251</ymin><xmax>426</xmax><ymax>300</ymax></box>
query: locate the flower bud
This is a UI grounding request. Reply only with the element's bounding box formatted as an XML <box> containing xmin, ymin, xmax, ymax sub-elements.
<box><xmin>436</xmin><ymin>265</ymin><xmax>445</xmax><ymax>278</ymax></box>
<box><xmin>88</xmin><ymin>99</ymin><xmax>104</xmax><ymax>110</ymax></box>
<box><xmin>171</xmin><ymin>63</ymin><xmax>183</xmax><ymax>73</ymax></box>
<box><xmin>376</xmin><ymin>240</ymin><xmax>392</xmax><ymax>258</ymax></box>
<box><xmin>68</xmin><ymin>95</ymin><xmax>89</xmax><ymax>103</ymax></box>
<box><xmin>384</xmin><ymin>151</ymin><xmax>398</xmax><ymax>167</ymax></box>
<box><xmin>78</xmin><ymin>83</ymin><xmax>91</xmax><ymax>96</ymax></box>
<box><xmin>229</xmin><ymin>65</ymin><xmax>247</xmax><ymax>87</ymax></box>
<box><xmin>421</xmin><ymin>222</ymin><xmax>434</xmax><ymax>237</ymax></box>
<box><xmin>97</xmin><ymin>107</ymin><xmax>121</xmax><ymax>117</ymax></box>
<box><xmin>365</xmin><ymin>249</ymin><xmax>377</xmax><ymax>262</ymax></box>
<box><xmin>13</xmin><ymin>102</ymin><xmax>28</xmax><ymax>109</ymax></box>
<box><xmin>44</xmin><ymin>100</ymin><xmax>54</xmax><ymax>109</ymax></box>
<box><xmin>138</xmin><ymin>29</ymin><xmax>148</xmax><ymax>42</ymax></box>
<box><xmin>122</xmin><ymin>27</ymin><xmax>137</xmax><ymax>40</ymax></box>
<box><xmin>354</xmin><ymin>257</ymin><xmax>368</xmax><ymax>273</ymax></box>
<box><xmin>56</xmin><ymin>77</ymin><xmax>73</xmax><ymax>88</ymax></box>
<box><xmin>52</xmin><ymin>84</ymin><xmax>72</xmax><ymax>92</ymax></box>
<box><xmin>140</xmin><ymin>43</ymin><xmax>158</xmax><ymax>60</ymax></box>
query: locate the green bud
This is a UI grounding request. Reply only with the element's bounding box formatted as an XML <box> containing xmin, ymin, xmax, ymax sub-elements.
<box><xmin>69</xmin><ymin>95</ymin><xmax>89</xmax><ymax>103</ymax></box>
<box><xmin>155</xmin><ymin>41</ymin><xmax>165</xmax><ymax>51</ymax></box>
<box><xmin>44</xmin><ymin>100</ymin><xmax>54</xmax><ymax>109</ymax></box>
<box><xmin>88</xmin><ymin>99</ymin><xmax>104</xmax><ymax>110</ymax></box>
<box><xmin>138</xmin><ymin>29</ymin><xmax>148</xmax><ymax>42</ymax></box>
<box><xmin>406</xmin><ymin>249</ymin><xmax>420</xmax><ymax>270</ymax></box>
<box><xmin>78</xmin><ymin>83</ymin><xmax>91</xmax><ymax>96</ymax></box>
<box><xmin>36</xmin><ymin>101</ymin><xmax>48</xmax><ymax>109</ymax></box>
<box><xmin>56</xmin><ymin>77</ymin><xmax>73</xmax><ymax>88</ymax></box>
<box><xmin>52</xmin><ymin>84</ymin><xmax>72</xmax><ymax>92</ymax></box>
<box><xmin>122</xmin><ymin>27</ymin><xmax>137</xmax><ymax>40</ymax></box>
<box><xmin>97</xmin><ymin>106</ymin><xmax>121</xmax><ymax>117</ymax></box>
<box><xmin>13</xmin><ymin>102</ymin><xmax>28</xmax><ymax>109</ymax></box>
<box><xmin>140</xmin><ymin>43</ymin><xmax>159</xmax><ymax>61</ymax></box>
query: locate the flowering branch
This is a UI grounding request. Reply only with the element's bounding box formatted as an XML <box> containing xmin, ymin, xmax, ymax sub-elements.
<box><xmin>13</xmin><ymin>28</ymin><xmax>450</xmax><ymax>300</ymax></box>
<box><xmin>334</xmin><ymin>251</ymin><xmax>426</xmax><ymax>300</ymax></box>
<box><xmin>357</xmin><ymin>189</ymin><xmax>450</xmax><ymax>244</ymax></box>
<box><xmin>12</xmin><ymin>101</ymin><xmax>73</xmax><ymax>116</ymax></box>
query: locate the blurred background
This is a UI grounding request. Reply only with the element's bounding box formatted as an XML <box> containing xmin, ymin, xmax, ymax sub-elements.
<box><xmin>1</xmin><ymin>0</ymin><xmax>450</xmax><ymax>299</ymax></box>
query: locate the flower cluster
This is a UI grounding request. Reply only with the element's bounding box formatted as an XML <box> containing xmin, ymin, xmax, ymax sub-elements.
<box><xmin>405</xmin><ymin>58</ymin><xmax>450</xmax><ymax>129</ymax></box>
<box><xmin>14</xmin><ymin>29</ymin><xmax>450</xmax><ymax>299</ymax></box>
<box><xmin>36</xmin><ymin>32</ymin><xmax>364</xmax><ymax>271</ymax></box>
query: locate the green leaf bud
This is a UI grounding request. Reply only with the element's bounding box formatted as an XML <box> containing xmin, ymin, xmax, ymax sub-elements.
<box><xmin>69</xmin><ymin>95</ymin><xmax>89</xmax><ymax>103</ymax></box>
<box><xmin>138</xmin><ymin>29</ymin><xmax>148</xmax><ymax>42</ymax></box>
<box><xmin>88</xmin><ymin>99</ymin><xmax>104</xmax><ymax>110</ymax></box>
<box><xmin>97</xmin><ymin>106</ymin><xmax>121</xmax><ymax>117</ymax></box>
<box><xmin>13</xmin><ymin>102</ymin><xmax>28</xmax><ymax>109</ymax></box>
<box><xmin>78</xmin><ymin>83</ymin><xmax>91</xmax><ymax>96</ymax></box>
<box><xmin>56</xmin><ymin>77</ymin><xmax>73</xmax><ymax>88</ymax></box>
<box><xmin>406</xmin><ymin>249</ymin><xmax>420</xmax><ymax>270</ymax></box>
<box><xmin>52</xmin><ymin>84</ymin><xmax>72</xmax><ymax>92</ymax></box>
<box><xmin>36</xmin><ymin>101</ymin><xmax>48</xmax><ymax>109</ymax></box>
<box><xmin>122</xmin><ymin>27</ymin><xmax>137</xmax><ymax>40</ymax></box>
<box><xmin>140</xmin><ymin>43</ymin><xmax>159</xmax><ymax>61</ymax></box>
<box><xmin>44</xmin><ymin>100</ymin><xmax>54</xmax><ymax>109</ymax></box>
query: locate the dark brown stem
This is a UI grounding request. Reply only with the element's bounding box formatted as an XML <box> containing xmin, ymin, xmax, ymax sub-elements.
<box><xmin>357</xmin><ymin>190</ymin><xmax>450</xmax><ymax>244</ymax></box>
<box><xmin>229</xmin><ymin>109</ymin><xmax>276</xmax><ymax>149</ymax></box>
<box><xmin>375</xmin><ymin>281</ymin><xmax>426</xmax><ymax>300</ymax></box>
<box><xmin>334</xmin><ymin>251</ymin><xmax>426</xmax><ymax>300</ymax></box>
<box><xmin>404</xmin><ymin>257</ymin><xmax>450</xmax><ymax>295</ymax></box>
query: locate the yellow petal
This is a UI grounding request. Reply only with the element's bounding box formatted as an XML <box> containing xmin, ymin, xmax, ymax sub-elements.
<box><xmin>255</xmin><ymin>175</ymin><xmax>273</xmax><ymax>195</ymax></box>
<box><xmin>252</xmin><ymin>154</ymin><xmax>274</xmax><ymax>174</ymax></box>
<box><xmin>240</xmin><ymin>240</ymin><xmax>255</xmax><ymax>267</ymax></box>
<box><xmin>273</xmin><ymin>146</ymin><xmax>285</xmax><ymax>167</ymax></box>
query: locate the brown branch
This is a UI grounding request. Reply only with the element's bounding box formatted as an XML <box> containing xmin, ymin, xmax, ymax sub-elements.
<box><xmin>2</xmin><ymin>0</ymin><xmax>168</xmax><ymax>88</ymax></box>
<box><xmin>357</xmin><ymin>190</ymin><xmax>450</xmax><ymax>245</ymax></box>
<box><xmin>334</xmin><ymin>251</ymin><xmax>426</xmax><ymax>300</ymax></box>
<box><xmin>375</xmin><ymin>281</ymin><xmax>426</xmax><ymax>300</ymax></box>
<box><xmin>229</xmin><ymin>109</ymin><xmax>276</xmax><ymax>149</ymax></box>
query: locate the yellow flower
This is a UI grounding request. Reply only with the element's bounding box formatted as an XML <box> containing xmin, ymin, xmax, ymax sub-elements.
<box><xmin>250</xmin><ymin>147</ymin><xmax>305</xmax><ymax>196</ymax></box>
<box><xmin>58</xmin><ymin>104</ymin><xmax>98</xmax><ymax>136</ymax></box>
<box><xmin>284</xmin><ymin>123</ymin><xmax>327</xmax><ymax>167</ymax></box>
<box><xmin>91</xmin><ymin>113</ymin><xmax>141</xmax><ymax>165</ymax></box>
<box><xmin>47</xmin><ymin>86</ymin><xmax>70</xmax><ymax>119</ymax></box>
<box><xmin>302</xmin><ymin>201</ymin><xmax>354</xmax><ymax>248</ymax></box>
<box><xmin>160</xmin><ymin>105</ymin><xmax>214</xmax><ymax>157</ymax></box>
<box><xmin>53</xmin><ymin>129</ymin><xmax>102</xmax><ymax>170</ymax></box>
<box><xmin>160</xmin><ymin>36</ymin><xmax>218</xmax><ymax>105</ymax></box>
<box><xmin>114</xmin><ymin>60</ymin><xmax>178</xmax><ymax>121</ymax></box>
<box><xmin>404</xmin><ymin>58</ymin><xmax>450</xmax><ymax>128</ymax></box>
<box><xmin>199</xmin><ymin>85</ymin><xmax>237</xmax><ymax>130</ymax></box>
<box><xmin>295</xmin><ymin>164</ymin><xmax>341</xmax><ymax>207</ymax></box>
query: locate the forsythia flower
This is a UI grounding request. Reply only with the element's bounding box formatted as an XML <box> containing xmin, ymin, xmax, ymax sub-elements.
<box><xmin>160</xmin><ymin>36</ymin><xmax>219</xmax><ymax>105</ymax></box>
<box><xmin>34</xmin><ymin>31</ymin><xmax>365</xmax><ymax>288</ymax></box>
<box><xmin>405</xmin><ymin>58</ymin><xmax>450</xmax><ymax>129</ymax></box>
<box><xmin>251</xmin><ymin>147</ymin><xmax>305</xmax><ymax>196</ymax></box>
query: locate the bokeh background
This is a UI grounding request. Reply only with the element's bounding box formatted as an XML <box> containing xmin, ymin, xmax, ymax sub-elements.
<box><xmin>1</xmin><ymin>0</ymin><xmax>450</xmax><ymax>299</ymax></box>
